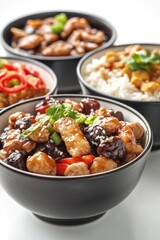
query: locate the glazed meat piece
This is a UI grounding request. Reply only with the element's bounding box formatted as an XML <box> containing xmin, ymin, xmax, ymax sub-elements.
<box><xmin>26</xmin><ymin>19</ymin><xmax>43</xmax><ymax>29</ymax></box>
<box><xmin>0</xmin><ymin>149</ymin><xmax>8</xmax><ymax>161</ymax></box>
<box><xmin>35</xmin><ymin>139</ymin><xmax>70</xmax><ymax>160</ymax></box>
<box><xmin>27</xmin><ymin>151</ymin><xmax>56</xmax><ymax>175</ymax></box>
<box><xmin>4</xmin><ymin>150</ymin><xmax>26</xmax><ymax>170</ymax></box>
<box><xmin>81</xmin><ymin>98</ymin><xmax>100</xmax><ymax>114</ymax></box>
<box><xmin>3</xmin><ymin>129</ymin><xmax>36</xmax><ymax>153</ymax></box>
<box><xmin>10</xmin><ymin>27</ymin><xmax>28</xmax><ymax>38</ymax></box>
<box><xmin>54</xmin><ymin>117</ymin><xmax>91</xmax><ymax>157</ymax></box>
<box><xmin>9</xmin><ymin>112</ymin><xmax>27</xmax><ymax>128</ymax></box>
<box><xmin>90</xmin><ymin>156</ymin><xmax>117</xmax><ymax>174</ymax></box>
<box><xmin>43</xmin><ymin>33</ymin><xmax>59</xmax><ymax>44</ymax></box>
<box><xmin>42</xmin><ymin>40</ymin><xmax>73</xmax><ymax>56</ymax></box>
<box><xmin>61</xmin><ymin>17</ymin><xmax>90</xmax><ymax>38</ymax></box>
<box><xmin>118</xmin><ymin>125</ymin><xmax>143</xmax><ymax>155</ymax></box>
<box><xmin>97</xmin><ymin>136</ymin><xmax>126</xmax><ymax>161</ymax></box>
<box><xmin>18</xmin><ymin>34</ymin><xmax>43</xmax><ymax>50</ymax></box>
<box><xmin>84</xmin><ymin>42</ymin><xmax>99</xmax><ymax>52</ymax></box>
<box><xmin>128</xmin><ymin>122</ymin><xmax>144</xmax><ymax>140</ymax></box>
<box><xmin>29</xmin><ymin>125</ymin><xmax>50</xmax><ymax>143</ymax></box>
<box><xmin>97</xmin><ymin>116</ymin><xmax>121</xmax><ymax>135</ymax></box>
<box><xmin>81</xmin><ymin>29</ymin><xmax>105</xmax><ymax>44</ymax></box>
<box><xmin>95</xmin><ymin>107</ymin><xmax>112</xmax><ymax>117</ymax></box>
<box><xmin>64</xmin><ymin>162</ymin><xmax>90</xmax><ymax>176</ymax></box>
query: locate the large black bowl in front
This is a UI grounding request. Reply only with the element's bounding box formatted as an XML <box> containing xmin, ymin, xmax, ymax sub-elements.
<box><xmin>1</xmin><ymin>11</ymin><xmax>117</xmax><ymax>93</ymax></box>
<box><xmin>77</xmin><ymin>44</ymin><xmax>160</xmax><ymax>149</ymax></box>
<box><xmin>0</xmin><ymin>95</ymin><xmax>152</xmax><ymax>225</ymax></box>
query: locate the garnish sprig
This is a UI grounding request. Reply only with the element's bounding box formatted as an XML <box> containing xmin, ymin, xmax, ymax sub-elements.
<box><xmin>125</xmin><ymin>50</ymin><xmax>160</xmax><ymax>72</ymax></box>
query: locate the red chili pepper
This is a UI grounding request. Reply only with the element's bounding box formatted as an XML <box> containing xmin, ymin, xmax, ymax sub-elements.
<box><xmin>56</xmin><ymin>155</ymin><xmax>95</xmax><ymax>175</ymax></box>
<box><xmin>0</xmin><ymin>73</ymin><xmax>27</xmax><ymax>94</ymax></box>
<box><xmin>4</xmin><ymin>62</ymin><xmax>25</xmax><ymax>74</ymax></box>
<box><xmin>56</xmin><ymin>163</ymin><xmax>68</xmax><ymax>175</ymax></box>
<box><xmin>35</xmin><ymin>77</ymin><xmax>46</xmax><ymax>90</ymax></box>
<box><xmin>22</xmin><ymin>64</ymin><xmax>39</xmax><ymax>77</ymax></box>
<box><xmin>0</xmin><ymin>69</ymin><xmax>7</xmax><ymax>78</ymax></box>
<box><xmin>35</xmin><ymin>104</ymin><xmax>49</xmax><ymax>114</ymax></box>
<box><xmin>58</xmin><ymin>155</ymin><xmax>95</xmax><ymax>167</ymax></box>
<box><xmin>26</xmin><ymin>75</ymin><xmax>46</xmax><ymax>90</ymax></box>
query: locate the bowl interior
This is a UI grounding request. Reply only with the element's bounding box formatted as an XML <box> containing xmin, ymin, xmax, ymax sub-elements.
<box><xmin>0</xmin><ymin>94</ymin><xmax>152</xmax><ymax>177</ymax></box>
<box><xmin>0</xmin><ymin>56</ymin><xmax>57</xmax><ymax>95</ymax></box>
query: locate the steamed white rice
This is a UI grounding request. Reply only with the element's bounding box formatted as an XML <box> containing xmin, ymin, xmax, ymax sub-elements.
<box><xmin>84</xmin><ymin>56</ymin><xmax>160</xmax><ymax>101</ymax></box>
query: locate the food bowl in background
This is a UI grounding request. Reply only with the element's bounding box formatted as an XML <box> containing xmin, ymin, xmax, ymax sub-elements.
<box><xmin>77</xmin><ymin>44</ymin><xmax>160</xmax><ymax>149</ymax></box>
<box><xmin>0</xmin><ymin>56</ymin><xmax>57</xmax><ymax>109</ymax></box>
<box><xmin>0</xmin><ymin>95</ymin><xmax>152</xmax><ymax>225</ymax></box>
<box><xmin>1</xmin><ymin>11</ymin><xmax>117</xmax><ymax>93</ymax></box>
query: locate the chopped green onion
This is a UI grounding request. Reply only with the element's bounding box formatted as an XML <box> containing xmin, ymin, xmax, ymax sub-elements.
<box><xmin>20</xmin><ymin>115</ymin><xmax>50</xmax><ymax>139</ymax></box>
<box><xmin>76</xmin><ymin>114</ymin><xmax>87</xmax><ymax>124</ymax></box>
<box><xmin>85</xmin><ymin>115</ymin><xmax>97</xmax><ymax>125</ymax></box>
<box><xmin>54</xmin><ymin>13</ymin><xmax>68</xmax><ymax>25</ymax></box>
<box><xmin>51</xmin><ymin>22</ymin><xmax>64</xmax><ymax>34</ymax></box>
<box><xmin>50</xmin><ymin>132</ymin><xmax>61</xmax><ymax>145</ymax></box>
<box><xmin>47</xmin><ymin>125</ymin><xmax>54</xmax><ymax>134</ymax></box>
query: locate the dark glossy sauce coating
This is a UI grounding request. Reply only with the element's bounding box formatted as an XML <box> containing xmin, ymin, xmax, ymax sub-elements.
<box><xmin>10</xmin><ymin>15</ymin><xmax>108</xmax><ymax>57</ymax></box>
<box><xmin>0</xmin><ymin>97</ymin><xmax>145</xmax><ymax>176</ymax></box>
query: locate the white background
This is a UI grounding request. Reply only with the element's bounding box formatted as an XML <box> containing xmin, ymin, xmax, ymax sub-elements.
<box><xmin>0</xmin><ymin>0</ymin><xmax>160</xmax><ymax>239</ymax></box>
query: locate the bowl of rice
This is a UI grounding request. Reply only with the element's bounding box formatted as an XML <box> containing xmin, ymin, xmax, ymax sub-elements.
<box><xmin>77</xmin><ymin>44</ymin><xmax>160</xmax><ymax>149</ymax></box>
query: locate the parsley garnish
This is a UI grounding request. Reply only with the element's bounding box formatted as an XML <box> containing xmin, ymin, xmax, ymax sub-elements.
<box><xmin>125</xmin><ymin>50</ymin><xmax>160</xmax><ymax>72</ymax></box>
<box><xmin>20</xmin><ymin>102</ymin><xmax>100</xmax><ymax>139</ymax></box>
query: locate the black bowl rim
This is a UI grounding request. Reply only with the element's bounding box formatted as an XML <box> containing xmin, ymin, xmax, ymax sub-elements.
<box><xmin>1</xmin><ymin>10</ymin><xmax>117</xmax><ymax>61</ymax></box>
<box><xmin>0</xmin><ymin>55</ymin><xmax>58</xmax><ymax>93</ymax></box>
<box><xmin>0</xmin><ymin>94</ymin><xmax>153</xmax><ymax>180</ymax></box>
<box><xmin>77</xmin><ymin>43</ymin><xmax>160</xmax><ymax>103</ymax></box>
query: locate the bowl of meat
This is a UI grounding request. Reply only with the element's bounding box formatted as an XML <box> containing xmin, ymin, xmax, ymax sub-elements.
<box><xmin>0</xmin><ymin>94</ymin><xmax>152</xmax><ymax>225</ymax></box>
<box><xmin>0</xmin><ymin>56</ymin><xmax>57</xmax><ymax>109</ymax></box>
<box><xmin>77</xmin><ymin>44</ymin><xmax>160</xmax><ymax>149</ymax></box>
<box><xmin>1</xmin><ymin>11</ymin><xmax>116</xmax><ymax>93</ymax></box>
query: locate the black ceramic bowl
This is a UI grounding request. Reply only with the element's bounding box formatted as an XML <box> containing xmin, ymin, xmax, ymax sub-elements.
<box><xmin>77</xmin><ymin>44</ymin><xmax>160</xmax><ymax>149</ymax></box>
<box><xmin>0</xmin><ymin>56</ymin><xmax>57</xmax><ymax>109</ymax></box>
<box><xmin>0</xmin><ymin>95</ymin><xmax>152</xmax><ymax>225</ymax></box>
<box><xmin>1</xmin><ymin>11</ymin><xmax>116</xmax><ymax>93</ymax></box>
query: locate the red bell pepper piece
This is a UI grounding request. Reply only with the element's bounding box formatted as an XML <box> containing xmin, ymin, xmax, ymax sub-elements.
<box><xmin>0</xmin><ymin>72</ymin><xmax>27</xmax><ymax>94</ymax></box>
<box><xmin>0</xmin><ymin>69</ymin><xmax>7</xmax><ymax>78</ymax></box>
<box><xmin>22</xmin><ymin>64</ymin><xmax>39</xmax><ymax>77</ymax></box>
<box><xmin>56</xmin><ymin>155</ymin><xmax>95</xmax><ymax>176</ymax></box>
<box><xmin>35</xmin><ymin>104</ymin><xmax>49</xmax><ymax>114</ymax></box>
<box><xmin>56</xmin><ymin>163</ymin><xmax>68</xmax><ymax>175</ymax></box>
<box><xmin>58</xmin><ymin>155</ymin><xmax>95</xmax><ymax>167</ymax></box>
<box><xmin>4</xmin><ymin>62</ymin><xmax>25</xmax><ymax>74</ymax></box>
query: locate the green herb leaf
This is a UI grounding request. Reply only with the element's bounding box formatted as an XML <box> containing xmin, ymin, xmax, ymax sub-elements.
<box><xmin>54</xmin><ymin>13</ymin><xmax>68</xmax><ymax>25</ymax></box>
<box><xmin>50</xmin><ymin>132</ymin><xmax>61</xmax><ymax>145</ymax></box>
<box><xmin>50</xmin><ymin>22</ymin><xmax>64</xmax><ymax>34</ymax></box>
<box><xmin>46</xmin><ymin>102</ymin><xmax>78</xmax><ymax>124</ymax></box>
<box><xmin>125</xmin><ymin>50</ymin><xmax>160</xmax><ymax>72</ymax></box>
<box><xmin>85</xmin><ymin>115</ymin><xmax>97</xmax><ymax>125</ymax></box>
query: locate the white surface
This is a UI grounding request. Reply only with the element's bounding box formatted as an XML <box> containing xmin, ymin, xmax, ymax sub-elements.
<box><xmin>0</xmin><ymin>0</ymin><xmax>160</xmax><ymax>239</ymax></box>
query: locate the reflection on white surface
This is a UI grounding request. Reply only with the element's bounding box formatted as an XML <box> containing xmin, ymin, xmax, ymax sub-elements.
<box><xmin>0</xmin><ymin>0</ymin><xmax>160</xmax><ymax>239</ymax></box>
